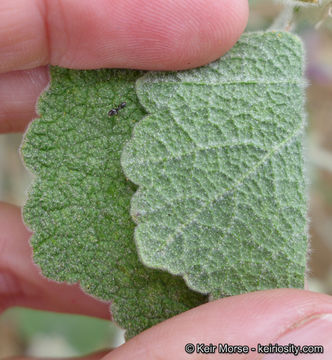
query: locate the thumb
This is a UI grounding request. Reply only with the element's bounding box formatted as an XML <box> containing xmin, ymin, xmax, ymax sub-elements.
<box><xmin>107</xmin><ymin>289</ymin><xmax>332</xmax><ymax>359</ymax></box>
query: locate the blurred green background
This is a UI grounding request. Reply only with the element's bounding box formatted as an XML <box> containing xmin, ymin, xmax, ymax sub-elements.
<box><xmin>0</xmin><ymin>1</ymin><xmax>331</xmax><ymax>357</ymax></box>
<box><xmin>0</xmin><ymin>308</ymin><xmax>123</xmax><ymax>358</ymax></box>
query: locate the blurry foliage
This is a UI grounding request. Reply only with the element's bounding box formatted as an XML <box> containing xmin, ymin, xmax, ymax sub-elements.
<box><xmin>0</xmin><ymin>307</ymin><xmax>122</xmax><ymax>358</ymax></box>
<box><xmin>248</xmin><ymin>0</ymin><xmax>332</xmax><ymax>32</ymax></box>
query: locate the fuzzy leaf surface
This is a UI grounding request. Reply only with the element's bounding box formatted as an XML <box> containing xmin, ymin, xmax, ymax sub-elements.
<box><xmin>122</xmin><ymin>32</ymin><xmax>308</xmax><ymax>299</ymax></box>
<box><xmin>21</xmin><ymin>67</ymin><xmax>207</xmax><ymax>339</ymax></box>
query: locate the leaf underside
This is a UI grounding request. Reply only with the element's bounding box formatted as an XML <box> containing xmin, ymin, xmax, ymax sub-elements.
<box><xmin>21</xmin><ymin>67</ymin><xmax>207</xmax><ymax>339</ymax></box>
<box><xmin>121</xmin><ymin>31</ymin><xmax>308</xmax><ymax>299</ymax></box>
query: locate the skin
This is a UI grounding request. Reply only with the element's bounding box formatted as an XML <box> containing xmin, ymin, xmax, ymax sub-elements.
<box><xmin>0</xmin><ymin>1</ymin><xmax>331</xmax><ymax>359</ymax></box>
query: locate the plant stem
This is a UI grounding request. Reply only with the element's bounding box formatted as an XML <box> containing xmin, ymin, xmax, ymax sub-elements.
<box><xmin>269</xmin><ymin>5</ymin><xmax>297</xmax><ymax>31</ymax></box>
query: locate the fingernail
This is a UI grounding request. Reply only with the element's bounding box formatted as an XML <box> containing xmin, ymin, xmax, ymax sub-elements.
<box><xmin>262</xmin><ymin>314</ymin><xmax>332</xmax><ymax>359</ymax></box>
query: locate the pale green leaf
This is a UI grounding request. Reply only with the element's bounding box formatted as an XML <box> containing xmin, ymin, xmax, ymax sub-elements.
<box><xmin>279</xmin><ymin>0</ymin><xmax>321</xmax><ymax>5</ymax></box>
<box><xmin>121</xmin><ymin>31</ymin><xmax>308</xmax><ymax>299</ymax></box>
<box><xmin>21</xmin><ymin>67</ymin><xmax>207</xmax><ymax>339</ymax></box>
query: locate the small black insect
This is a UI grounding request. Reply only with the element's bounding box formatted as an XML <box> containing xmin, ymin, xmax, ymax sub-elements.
<box><xmin>108</xmin><ymin>108</ymin><xmax>118</xmax><ymax>116</ymax></box>
<box><xmin>108</xmin><ymin>102</ymin><xmax>127</xmax><ymax>116</ymax></box>
<box><xmin>119</xmin><ymin>102</ymin><xmax>127</xmax><ymax>109</ymax></box>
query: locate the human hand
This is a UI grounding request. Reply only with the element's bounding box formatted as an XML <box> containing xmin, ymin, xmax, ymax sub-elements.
<box><xmin>1</xmin><ymin>0</ymin><xmax>331</xmax><ymax>359</ymax></box>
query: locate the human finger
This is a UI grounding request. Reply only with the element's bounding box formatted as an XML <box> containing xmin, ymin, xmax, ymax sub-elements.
<box><xmin>107</xmin><ymin>289</ymin><xmax>332</xmax><ymax>359</ymax></box>
<box><xmin>0</xmin><ymin>0</ymin><xmax>248</xmax><ymax>73</ymax></box>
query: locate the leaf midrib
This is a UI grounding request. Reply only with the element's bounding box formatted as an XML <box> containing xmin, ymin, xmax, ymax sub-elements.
<box><xmin>163</xmin><ymin>121</ymin><xmax>305</xmax><ymax>246</ymax></box>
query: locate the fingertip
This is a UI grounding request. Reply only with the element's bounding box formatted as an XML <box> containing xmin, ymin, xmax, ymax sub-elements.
<box><xmin>105</xmin><ymin>0</ymin><xmax>250</xmax><ymax>70</ymax></box>
<box><xmin>160</xmin><ymin>0</ymin><xmax>249</xmax><ymax>70</ymax></box>
<box><xmin>113</xmin><ymin>0</ymin><xmax>249</xmax><ymax>70</ymax></box>
<box><xmin>213</xmin><ymin>0</ymin><xmax>249</xmax><ymax>61</ymax></box>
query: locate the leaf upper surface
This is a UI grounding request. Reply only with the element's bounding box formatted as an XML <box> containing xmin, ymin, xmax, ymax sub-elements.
<box><xmin>21</xmin><ymin>67</ymin><xmax>207</xmax><ymax>339</ymax></box>
<box><xmin>121</xmin><ymin>32</ymin><xmax>308</xmax><ymax>298</ymax></box>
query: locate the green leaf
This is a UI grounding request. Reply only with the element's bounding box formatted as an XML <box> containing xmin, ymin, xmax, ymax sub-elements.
<box><xmin>281</xmin><ymin>0</ymin><xmax>321</xmax><ymax>5</ymax></box>
<box><xmin>21</xmin><ymin>67</ymin><xmax>207</xmax><ymax>339</ymax></box>
<box><xmin>121</xmin><ymin>31</ymin><xmax>308</xmax><ymax>299</ymax></box>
